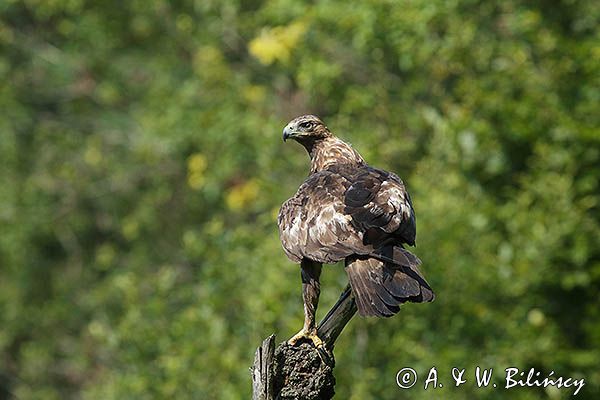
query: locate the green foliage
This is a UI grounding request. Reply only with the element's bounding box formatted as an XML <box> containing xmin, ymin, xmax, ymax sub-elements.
<box><xmin>1</xmin><ymin>0</ymin><xmax>598</xmax><ymax>398</ymax></box>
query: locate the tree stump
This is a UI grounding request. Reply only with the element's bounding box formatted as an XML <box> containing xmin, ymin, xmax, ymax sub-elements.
<box><xmin>251</xmin><ymin>286</ymin><xmax>357</xmax><ymax>400</ymax></box>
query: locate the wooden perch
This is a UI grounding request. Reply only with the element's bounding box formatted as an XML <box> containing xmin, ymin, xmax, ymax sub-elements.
<box><xmin>251</xmin><ymin>285</ymin><xmax>357</xmax><ymax>400</ymax></box>
<box><xmin>252</xmin><ymin>335</ymin><xmax>276</xmax><ymax>400</ymax></box>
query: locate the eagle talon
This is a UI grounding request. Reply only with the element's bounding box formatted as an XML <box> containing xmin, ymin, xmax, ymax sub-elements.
<box><xmin>288</xmin><ymin>329</ymin><xmax>324</xmax><ymax>349</ymax></box>
<box><xmin>289</xmin><ymin>329</ymin><xmax>334</xmax><ymax>366</ymax></box>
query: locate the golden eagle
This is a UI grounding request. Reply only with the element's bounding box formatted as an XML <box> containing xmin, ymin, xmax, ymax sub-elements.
<box><xmin>278</xmin><ymin>115</ymin><xmax>434</xmax><ymax>348</ymax></box>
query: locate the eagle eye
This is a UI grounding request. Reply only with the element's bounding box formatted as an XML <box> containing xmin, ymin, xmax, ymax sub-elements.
<box><xmin>299</xmin><ymin>121</ymin><xmax>313</xmax><ymax>130</ymax></box>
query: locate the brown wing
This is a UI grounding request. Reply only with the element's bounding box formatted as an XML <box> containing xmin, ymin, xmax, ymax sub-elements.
<box><xmin>278</xmin><ymin>169</ymin><xmax>368</xmax><ymax>264</ymax></box>
<box><xmin>278</xmin><ymin>165</ymin><xmax>416</xmax><ymax>264</ymax></box>
<box><xmin>343</xmin><ymin>166</ymin><xmax>416</xmax><ymax>247</ymax></box>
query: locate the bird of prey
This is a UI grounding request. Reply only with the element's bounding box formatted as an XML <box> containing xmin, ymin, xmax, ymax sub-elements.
<box><xmin>278</xmin><ymin>115</ymin><xmax>434</xmax><ymax>349</ymax></box>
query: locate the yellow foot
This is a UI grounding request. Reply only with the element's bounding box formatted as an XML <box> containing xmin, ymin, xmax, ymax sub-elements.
<box><xmin>288</xmin><ymin>328</ymin><xmax>324</xmax><ymax>349</ymax></box>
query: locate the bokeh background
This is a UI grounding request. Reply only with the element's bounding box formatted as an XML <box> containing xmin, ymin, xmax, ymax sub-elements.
<box><xmin>1</xmin><ymin>0</ymin><xmax>599</xmax><ymax>399</ymax></box>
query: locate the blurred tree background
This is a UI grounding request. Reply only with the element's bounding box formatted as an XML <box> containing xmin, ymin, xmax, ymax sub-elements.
<box><xmin>1</xmin><ymin>0</ymin><xmax>599</xmax><ymax>399</ymax></box>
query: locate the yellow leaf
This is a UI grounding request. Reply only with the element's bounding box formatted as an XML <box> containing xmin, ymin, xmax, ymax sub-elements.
<box><xmin>226</xmin><ymin>180</ymin><xmax>259</xmax><ymax>211</ymax></box>
<box><xmin>187</xmin><ymin>153</ymin><xmax>207</xmax><ymax>190</ymax></box>
<box><xmin>248</xmin><ymin>21</ymin><xmax>307</xmax><ymax>65</ymax></box>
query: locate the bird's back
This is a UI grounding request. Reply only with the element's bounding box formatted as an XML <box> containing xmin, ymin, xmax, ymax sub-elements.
<box><xmin>278</xmin><ymin>163</ymin><xmax>416</xmax><ymax>264</ymax></box>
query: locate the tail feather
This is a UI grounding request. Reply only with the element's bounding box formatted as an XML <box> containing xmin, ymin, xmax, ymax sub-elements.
<box><xmin>346</xmin><ymin>257</ymin><xmax>415</xmax><ymax>317</ymax></box>
<box><xmin>351</xmin><ymin>266</ymin><xmax>392</xmax><ymax>316</ymax></box>
<box><xmin>384</xmin><ymin>268</ymin><xmax>421</xmax><ymax>298</ymax></box>
<box><xmin>345</xmin><ymin>246</ymin><xmax>434</xmax><ymax>318</ymax></box>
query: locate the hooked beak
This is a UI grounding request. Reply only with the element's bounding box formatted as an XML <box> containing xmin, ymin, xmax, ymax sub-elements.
<box><xmin>282</xmin><ymin>125</ymin><xmax>295</xmax><ymax>142</ymax></box>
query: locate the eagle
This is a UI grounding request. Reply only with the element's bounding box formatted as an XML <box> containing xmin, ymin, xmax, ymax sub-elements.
<box><xmin>278</xmin><ymin>115</ymin><xmax>434</xmax><ymax>349</ymax></box>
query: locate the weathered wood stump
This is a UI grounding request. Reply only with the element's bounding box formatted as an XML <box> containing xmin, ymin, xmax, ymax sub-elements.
<box><xmin>251</xmin><ymin>286</ymin><xmax>357</xmax><ymax>400</ymax></box>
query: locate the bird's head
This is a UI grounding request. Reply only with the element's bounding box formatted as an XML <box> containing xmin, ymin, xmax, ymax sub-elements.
<box><xmin>282</xmin><ymin>115</ymin><xmax>332</xmax><ymax>144</ymax></box>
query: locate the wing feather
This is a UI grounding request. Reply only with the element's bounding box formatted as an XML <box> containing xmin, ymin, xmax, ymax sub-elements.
<box><xmin>279</xmin><ymin>164</ymin><xmax>417</xmax><ymax>263</ymax></box>
<box><xmin>343</xmin><ymin>167</ymin><xmax>416</xmax><ymax>246</ymax></box>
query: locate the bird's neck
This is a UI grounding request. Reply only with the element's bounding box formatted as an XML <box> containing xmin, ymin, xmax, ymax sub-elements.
<box><xmin>306</xmin><ymin>137</ymin><xmax>365</xmax><ymax>173</ymax></box>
